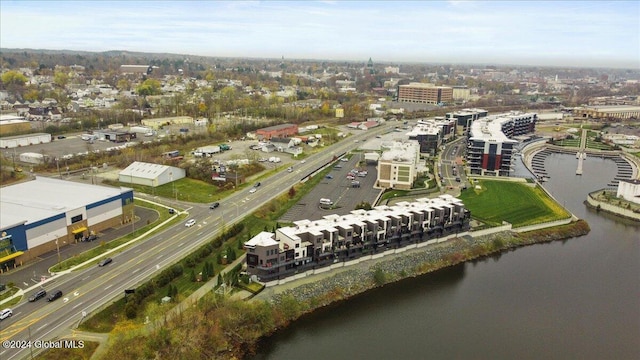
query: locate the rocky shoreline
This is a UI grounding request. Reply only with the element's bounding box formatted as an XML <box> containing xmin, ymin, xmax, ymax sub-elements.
<box><xmin>251</xmin><ymin>220</ymin><xmax>590</xmax><ymax>352</ymax></box>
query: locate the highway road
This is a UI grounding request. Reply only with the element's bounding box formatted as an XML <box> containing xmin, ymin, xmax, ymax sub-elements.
<box><xmin>0</xmin><ymin>124</ymin><xmax>392</xmax><ymax>359</ymax></box>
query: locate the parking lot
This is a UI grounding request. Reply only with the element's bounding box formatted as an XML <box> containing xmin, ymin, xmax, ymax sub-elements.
<box><xmin>279</xmin><ymin>154</ymin><xmax>382</xmax><ymax>223</ymax></box>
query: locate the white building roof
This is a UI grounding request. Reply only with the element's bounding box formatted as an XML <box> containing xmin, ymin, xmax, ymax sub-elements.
<box><xmin>244</xmin><ymin>231</ymin><xmax>278</xmax><ymax>247</ymax></box>
<box><xmin>380</xmin><ymin>141</ymin><xmax>419</xmax><ymax>163</ymax></box>
<box><xmin>119</xmin><ymin>161</ymin><xmax>179</xmax><ymax>180</ymax></box>
<box><xmin>469</xmin><ymin>112</ymin><xmax>532</xmax><ymax>143</ymax></box>
<box><xmin>0</xmin><ymin>177</ymin><xmax>128</xmax><ymax>229</ymax></box>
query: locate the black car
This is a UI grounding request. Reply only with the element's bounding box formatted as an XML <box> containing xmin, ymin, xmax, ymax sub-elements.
<box><xmin>168</xmin><ymin>208</ymin><xmax>176</xmax><ymax>214</ymax></box>
<box><xmin>28</xmin><ymin>289</ymin><xmax>47</xmax><ymax>302</ymax></box>
<box><xmin>254</xmin><ymin>182</ymin><xmax>261</xmax><ymax>187</ymax></box>
<box><xmin>98</xmin><ymin>258</ymin><xmax>113</xmax><ymax>267</ymax></box>
<box><xmin>209</xmin><ymin>202</ymin><xmax>220</xmax><ymax>209</ymax></box>
<box><xmin>47</xmin><ymin>290</ymin><xmax>63</xmax><ymax>302</ymax></box>
<box><xmin>57</xmin><ymin>135</ymin><xmax>66</xmax><ymax>139</ymax></box>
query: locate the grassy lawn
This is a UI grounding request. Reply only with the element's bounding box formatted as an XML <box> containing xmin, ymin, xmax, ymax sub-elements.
<box><xmin>79</xmin><ymin>157</ymin><xmax>339</xmax><ymax>332</ymax></box>
<box><xmin>38</xmin><ymin>340</ymin><xmax>100</xmax><ymax>360</ymax></box>
<box><xmin>556</xmin><ymin>139</ymin><xmax>581</xmax><ymax>147</ymax></box>
<box><xmin>108</xmin><ymin>177</ymin><xmax>222</xmax><ymax>203</ymax></box>
<box><xmin>459</xmin><ymin>180</ymin><xmax>570</xmax><ymax>227</ymax></box>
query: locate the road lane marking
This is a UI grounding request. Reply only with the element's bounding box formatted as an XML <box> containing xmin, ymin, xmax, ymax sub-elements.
<box><xmin>132</xmin><ymin>268</ymin><xmax>140</xmax><ymax>274</ymax></box>
<box><xmin>104</xmin><ymin>285</ymin><xmax>112</xmax><ymax>290</ymax></box>
<box><xmin>36</xmin><ymin>323</ymin><xmax>48</xmax><ymax>332</ymax></box>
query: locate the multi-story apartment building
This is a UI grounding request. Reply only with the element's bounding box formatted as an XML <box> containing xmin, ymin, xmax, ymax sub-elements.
<box><xmin>467</xmin><ymin>111</ymin><xmax>537</xmax><ymax>176</ymax></box>
<box><xmin>376</xmin><ymin>141</ymin><xmax>421</xmax><ymax>190</ymax></box>
<box><xmin>408</xmin><ymin>117</ymin><xmax>457</xmax><ymax>155</ymax></box>
<box><xmin>397</xmin><ymin>82</ymin><xmax>453</xmax><ymax>104</ymax></box>
<box><xmin>244</xmin><ymin>195</ymin><xmax>470</xmax><ymax>281</ymax></box>
<box><xmin>446</xmin><ymin>108</ymin><xmax>488</xmax><ymax>128</ymax></box>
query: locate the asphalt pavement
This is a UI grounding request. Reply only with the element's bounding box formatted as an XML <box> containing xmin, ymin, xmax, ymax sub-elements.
<box><xmin>0</xmin><ymin>206</ymin><xmax>158</xmax><ymax>290</ymax></box>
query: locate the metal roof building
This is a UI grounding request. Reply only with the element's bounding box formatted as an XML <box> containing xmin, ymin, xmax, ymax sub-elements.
<box><xmin>119</xmin><ymin>161</ymin><xmax>185</xmax><ymax>187</ymax></box>
<box><xmin>0</xmin><ymin>177</ymin><xmax>133</xmax><ymax>266</ymax></box>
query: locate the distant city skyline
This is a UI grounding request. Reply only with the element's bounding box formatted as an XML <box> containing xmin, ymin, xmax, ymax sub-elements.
<box><xmin>1</xmin><ymin>1</ymin><xmax>638</xmax><ymax>69</ymax></box>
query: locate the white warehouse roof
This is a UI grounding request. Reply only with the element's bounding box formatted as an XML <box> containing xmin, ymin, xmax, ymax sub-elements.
<box><xmin>119</xmin><ymin>161</ymin><xmax>181</xmax><ymax>180</ymax></box>
<box><xmin>0</xmin><ymin>177</ymin><xmax>128</xmax><ymax>229</ymax></box>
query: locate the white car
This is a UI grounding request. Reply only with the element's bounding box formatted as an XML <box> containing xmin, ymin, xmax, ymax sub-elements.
<box><xmin>185</xmin><ymin>219</ymin><xmax>196</xmax><ymax>227</ymax></box>
<box><xmin>249</xmin><ymin>188</ymin><xmax>257</xmax><ymax>194</ymax></box>
<box><xmin>301</xmin><ymin>160</ymin><xmax>306</xmax><ymax>163</ymax></box>
<box><xmin>0</xmin><ymin>308</ymin><xmax>12</xmax><ymax>320</ymax></box>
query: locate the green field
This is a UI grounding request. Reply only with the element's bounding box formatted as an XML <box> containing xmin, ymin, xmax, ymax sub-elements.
<box><xmin>459</xmin><ymin>180</ymin><xmax>570</xmax><ymax>227</ymax></box>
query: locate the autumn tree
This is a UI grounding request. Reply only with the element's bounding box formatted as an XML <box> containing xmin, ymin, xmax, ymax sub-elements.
<box><xmin>135</xmin><ymin>78</ymin><xmax>162</xmax><ymax>96</ymax></box>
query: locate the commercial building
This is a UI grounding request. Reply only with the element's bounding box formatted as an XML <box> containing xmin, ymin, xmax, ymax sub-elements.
<box><xmin>0</xmin><ymin>115</ymin><xmax>30</xmax><ymax>135</ymax></box>
<box><xmin>574</xmin><ymin>105</ymin><xmax>640</xmax><ymax>120</ymax></box>
<box><xmin>255</xmin><ymin>123</ymin><xmax>298</xmax><ymax>140</ymax></box>
<box><xmin>0</xmin><ymin>133</ymin><xmax>52</xmax><ymax>149</ymax></box>
<box><xmin>376</xmin><ymin>141</ymin><xmax>421</xmax><ymax>190</ymax></box>
<box><xmin>397</xmin><ymin>83</ymin><xmax>453</xmax><ymax>105</ymax></box>
<box><xmin>141</xmin><ymin>116</ymin><xmax>194</xmax><ymax>129</ymax></box>
<box><xmin>244</xmin><ymin>195</ymin><xmax>470</xmax><ymax>281</ymax></box>
<box><xmin>452</xmin><ymin>86</ymin><xmax>471</xmax><ymax>101</ymax></box>
<box><xmin>467</xmin><ymin>111</ymin><xmax>537</xmax><ymax>176</ymax></box>
<box><xmin>0</xmin><ymin>177</ymin><xmax>133</xmax><ymax>268</ymax></box>
<box><xmin>119</xmin><ymin>161</ymin><xmax>185</xmax><ymax>187</ymax></box>
<box><xmin>120</xmin><ymin>65</ymin><xmax>153</xmax><ymax>75</ymax></box>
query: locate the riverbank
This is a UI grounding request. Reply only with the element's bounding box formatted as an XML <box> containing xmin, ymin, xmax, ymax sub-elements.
<box><xmin>246</xmin><ymin>219</ymin><xmax>590</xmax><ymax>357</ymax></box>
<box><xmin>585</xmin><ymin>189</ymin><xmax>640</xmax><ymax>222</ymax></box>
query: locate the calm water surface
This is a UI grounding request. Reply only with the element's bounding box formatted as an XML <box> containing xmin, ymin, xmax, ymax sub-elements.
<box><xmin>252</xmin><ymin>153</ymin><xmax>639</xmax><ymax>360</ymax></box>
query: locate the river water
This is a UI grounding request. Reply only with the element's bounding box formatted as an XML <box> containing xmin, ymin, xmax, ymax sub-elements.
<box><xmin>252</xmin><ymin>153</ymin><xmax>639</xmax><ymax>360</ymax></box>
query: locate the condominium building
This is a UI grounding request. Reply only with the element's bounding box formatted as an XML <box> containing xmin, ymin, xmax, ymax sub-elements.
<box><xmin>397</xmin><ymin>82</ymin><xmax>453</xmax><ymax>104</ymax></box>
<box><xmin>446</xmin><ymin>108</ymin><xmax>488</xmax><ymax>128</ymax></box>
<box><xmin>408</xmin><ymin>117</ymin><xmax>457</xmax><ymax>155</ymax></box>
<box><xmin>244</xmin><ymin>195</ymin><xmax>471</xmax><ymax>281</ymax></box>
<box><xmin>376</xmin><ymin>141</ymin><xmax>421</xmax><ymax>190</ymax></box>
<box><xmin>467</xmin><ymin>111</ymin><xmax>537</xmax><ymax>176</ymax></box>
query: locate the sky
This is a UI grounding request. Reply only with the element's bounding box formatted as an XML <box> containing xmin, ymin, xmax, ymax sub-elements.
<box><xmin>1</xmin><ymin>0</ymin><xmax>639</xmax><ymax>68</ymax></box>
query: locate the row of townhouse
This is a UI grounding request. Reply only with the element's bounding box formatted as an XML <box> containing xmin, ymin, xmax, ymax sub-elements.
<box><xmin>244</xmin><ymin>195</ymin><xmax>470</xmax><ymax>281</ymax></box>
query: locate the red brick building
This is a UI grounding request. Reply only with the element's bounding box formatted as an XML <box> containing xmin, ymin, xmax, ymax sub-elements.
<box><xmin>256</xmin><ymin>123</ymin><xmax>298</xmax><ymax>140</ymax></box>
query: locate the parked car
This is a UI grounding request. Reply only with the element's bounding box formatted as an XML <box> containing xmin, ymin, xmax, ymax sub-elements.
<box><xmin>57</xmin><ymin>135</ymin><xmax>66</xmax><ymax>139</ymax></box>
<box><xmin>168</xmin><ymin>208</ymin><xmax>176</xmax><ymax>214</ymax></box>
<box><xmin>455</xmin><ymin>177</ymin><xmax>461</xmax><ymax>182</ymax></box>
<box><xmin>0</xmin><ymin>308</ymin><xmax>12</xmax><ymax>320</ymax></box>
<box><xmin>325</xmin><ymin>175</ymin><xmax>333</xmax><ymax>179</ymax></box>
<box><xmin>185</xmin><ymin>219</ymin><xmax>196</xmax><ymax>227</ymax></box>
<box><xmin>86</xmin><ymin>234</ymin><xmax>98</xmax><ymax>242</ymax></box>
<box><xmin>209</xmin><ymin>202</ymin><xmax>220</xmax><ymax>209</ymax></box>
<box><xmin>28</xmin><ymin>289</ymin><xmax>47</xmax><ymax>302</ymax></box>
<box><xmin>98</xmin><ymin>258</ymin><xmax>113</xmax><ymax>267</ymax></box>
<box><xmin>47</xmin><ymin>290</ymin><xmax>63</xmax><ymax>302</ymax></box>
